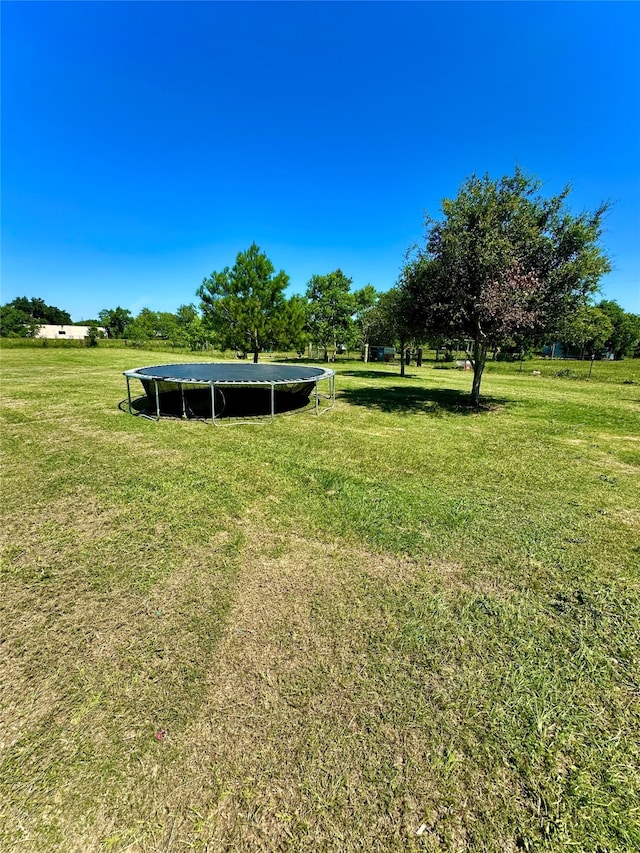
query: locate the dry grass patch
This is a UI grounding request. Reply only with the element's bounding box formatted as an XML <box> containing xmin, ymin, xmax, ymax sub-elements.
<box><xmin>119</xmin><ymin>533</ymin><xmax>536</xmax><ymax>852</ymax></box>
<box><xmin>122</xmin><ymin>535</ymin><xmax>420</xmax><ymax>850</ymax></box>
<box><xmin>1</xmin><ymin>511</ymin><xmax>241</xmax><ymax>851</ymax></box>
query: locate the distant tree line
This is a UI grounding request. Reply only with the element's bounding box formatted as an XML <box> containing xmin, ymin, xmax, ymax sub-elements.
<box><xmin>95</xmin><ymin>244</ymin><xmax>382</xmax><ymax>362</ymax></box>
<box><xmin>2</xmin><ymin>170</ymin><xmax>639</xmax><ymax>403</ymax></box>
<box><xmin>2</xmin><ymin>256</ymin><xmax>639</xmax><ymax>370</ymax></box>
<box><xmin>554</xmin><ymin>300</ymin><xmax>640</xmax><ymax>361</ymax></box>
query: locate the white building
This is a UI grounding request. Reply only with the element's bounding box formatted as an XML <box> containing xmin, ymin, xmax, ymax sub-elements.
<box><xmin>35</xmin><ymin>324</ymin><xmax>105</xmax><ymax>340</ymax></box>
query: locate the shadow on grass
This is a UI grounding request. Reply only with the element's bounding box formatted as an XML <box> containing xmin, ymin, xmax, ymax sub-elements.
<box><xmin>340</xmin><ymin>385</ymin><xmax>508</xmax><ymax>415</ymax></box>
<box><xmin>120</xmin><ymin>387</ymin><xmax>312</xmax><ymax>420</ymax></box>
<box><xmin>340</xmin><ymin>368</ymin><xmax>407</xmax><ymax>380</ymax></box>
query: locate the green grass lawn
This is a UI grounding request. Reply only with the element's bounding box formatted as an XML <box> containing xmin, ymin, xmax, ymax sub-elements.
<box><xmin>1</xmin><ymin>346</ymin><xmax>639</xmax><ymax>852</ymax></box>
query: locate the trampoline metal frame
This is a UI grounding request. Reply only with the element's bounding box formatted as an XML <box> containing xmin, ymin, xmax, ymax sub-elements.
<box><xmin>123</xmin><ymin>364</ymin><xmax>336</xmax><ymax>425</ymax></box>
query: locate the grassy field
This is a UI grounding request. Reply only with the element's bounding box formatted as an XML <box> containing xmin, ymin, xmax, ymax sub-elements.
<box><xmin>1</xmin><ymin>346</ymin><xmax>639</xmax><ymax>852</ymax></box>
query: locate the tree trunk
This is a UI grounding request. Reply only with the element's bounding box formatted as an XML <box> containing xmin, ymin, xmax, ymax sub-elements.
<box><xmin>323</xmin><ymin>347</ymin><xmax>329</xmax><ymax>362</ymax></box>
<box><xmin>470</xmin><ymin>340</ymin><xmax>487</xmax><ymax>405</ymax></box>
<box><xmin>399</xmin><ymin>338</ymin><xmax>406</xmax><ymax>377</ymax></box>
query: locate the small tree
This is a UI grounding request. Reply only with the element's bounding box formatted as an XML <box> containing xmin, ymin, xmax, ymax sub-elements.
<box><xmin>402</xmin><ymin>169</ymin><xmax>611</xmax><ymax>403</ymax></box>
<box><xmin>85</xmin><ymin>323</ymin><xmax>100</xmax><ymax>347</ymax></box>
<box><xmin>305</xmin><ymin>270</ymin><xmax>355</xmax><ymax>361</ymax></box>
<box><xmin>559</xmin><ymin>303</ymin><xmax>613</xmax><ymax>359</ymax></box>
<box><xmin>383</xmin><ymin>284</ymin><xmax>426</xmax><ymax>376</ymax></box>
<box><xmin>198</xmin><ymin>244</ymin><xmax>296</xmax><ymax>363</ymax></box>
<box><xmin>353</xmin><ymin>284</ymin><xmax>379</xmax><ymax>355</ymax></box>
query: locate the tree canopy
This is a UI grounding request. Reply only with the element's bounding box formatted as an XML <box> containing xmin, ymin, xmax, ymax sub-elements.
<box><xmin>401</xmin><ymin>169</ymin><xmax>611</xmax><ymax>402</ymax></box>
<box><xmin>198</xmin><ymin>244</ymin><xmax>303</xmax><ymax>363</ymax></box>
<box><xmin>597</xmin><ymin>300</ymin><xmax>640</xmax><ymax>359</ymax></box>
<box><xmin>0</xmin><ymin>297</ymin><xmax>72</xmax><ymax>336</ymax></box>
<box><xmin>558</xmin><ymin>304</ymin><xmax>613</xmax><ymax>359</ymax></box>
<box><xmin>305</xmin><ymin>270</ymin><xmax>355</xmax><ymax>361</ymax></box>
<box><xmin>97</xmin><ymin>306</ymin><xmax>133</xmax><ymax>339</ymax></box>
<box><xmin>125</xmin><ymin>308</ymin><xmax>181</xmax><ymax>343</ymax></box>
<box><xmin>352</xmin><ymin>285</ymin><xmax>379</xmax><ymax>351</ymax></box>
<box><xmin>365</xmin><ymin>287</ymin><xmax>423</xmax><ymax>375</ymax></box>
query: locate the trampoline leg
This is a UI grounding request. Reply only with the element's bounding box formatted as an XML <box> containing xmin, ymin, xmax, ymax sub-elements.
<box><xmin>180</xmin><ymin>383</ymin><xmax>187</xmax><ymax>419</ymax></box>
<box><xmin>315</xmin><ymin>374</ymin><xmax>335</xmax><ymax>416</ymax></box>
<box><xmin>154</xmin><ymin>380</ymin><xmax>161</xmax><ymax>421</ymax></box>
<box><xmin>271</xmin><ymin>382</ymin><xmax>275</xmax><ymax>422</ymax></box>
<box><xmin>126</xmin><ymin>375</ymin><xmax>132</xmax><ymax>415</ymax></box>
<box><xmin>210</xmin><ymin>383</ymin><xmax>216</xmax><ymax>425</ymax></box>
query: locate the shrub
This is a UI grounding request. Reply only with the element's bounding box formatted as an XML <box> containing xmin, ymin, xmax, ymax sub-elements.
<box><xmin>85</xmin><ymin>324</ymin><xmax>100</xmax><ymax>347</ymax></box>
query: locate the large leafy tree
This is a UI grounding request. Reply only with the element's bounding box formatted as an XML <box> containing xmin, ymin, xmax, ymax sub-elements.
<box><xmin>198</xmin><ymin>244</ymin><xmax>298</xmax><ymax>363</ymax></box>
<box><xmin>123</xmin><ymin>308</ymin><xmax>157</xmax><ymax>342</ymax></box>
<box><xmin>175</xmin><ymin>303</ymin><xmax>199</xmax><ymax>329</ymax></box>
<box><xmin>154</xmin><ymin>312</ymin><xmax>181</xmax><ymax>341</ymax></box>
<box><xmin>125</xmin><ymin>308</ymin><xmax>181</xmax><ymax>342</ymax></box>
<box><xmin>19</xmin><ymin>297</ymin><xmax>72</xmax><ymax>325</ymax></box>
<box><xmin>176</xmin><ymin>303</ymin><xmax>220</xmax><ymax>351</ymax></box>
<box><xmin>0</xmin><ymin>304</ymin><xmax>39</xmax><ymax>337</ymax></box>
<box><xmin>305</xmin><ymin>270</ymin><xmax>355</xmax><ymax>361</ymax></box>
<box><xmin>1</xmin><ymin>296</ymin><xmax>71</xmax><ymax>335</ymax></box>
<box><xmin>402</xmin><ymin>169</ymin><xmax>611</xmax><ymax>403</ymax></box>
<box><xmin>98</xmin><ymin>306</ymin><xmax>133</xmax><ymax>338</ymax></box>
<box><xmin>596</xmin><ymin>300</ymin><xmax>640</xmax><ymax>359</ymax></box>
<box><xmin>280</xmin><ymin>294</ymin><xmax>310</xmax><ymax>355</ymax></box>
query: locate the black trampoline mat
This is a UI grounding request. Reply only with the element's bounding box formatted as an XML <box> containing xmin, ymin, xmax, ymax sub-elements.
<box><xmin>127</xmin><ymin>362</ymin><xmax>332</xmax><ymax>384</ymax></box>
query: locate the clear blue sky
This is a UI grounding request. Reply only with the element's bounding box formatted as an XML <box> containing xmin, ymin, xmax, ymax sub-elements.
<box><xmin>2</xmin><ymin>1</ymin><xmax>639</xmax><ymax>320</ymax></box>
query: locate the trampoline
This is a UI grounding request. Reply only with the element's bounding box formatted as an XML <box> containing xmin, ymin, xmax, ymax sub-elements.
<box><xmin>123</xmin><ymin>362</ymin><xmax>335</xmax><ymax>423</ymax></box>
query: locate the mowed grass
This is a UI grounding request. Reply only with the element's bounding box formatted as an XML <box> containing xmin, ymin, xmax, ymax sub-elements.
<box><xmin>1</xmin><ymin>346</ymin><xmax>639</xmax><ymax>852</ymax></box>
